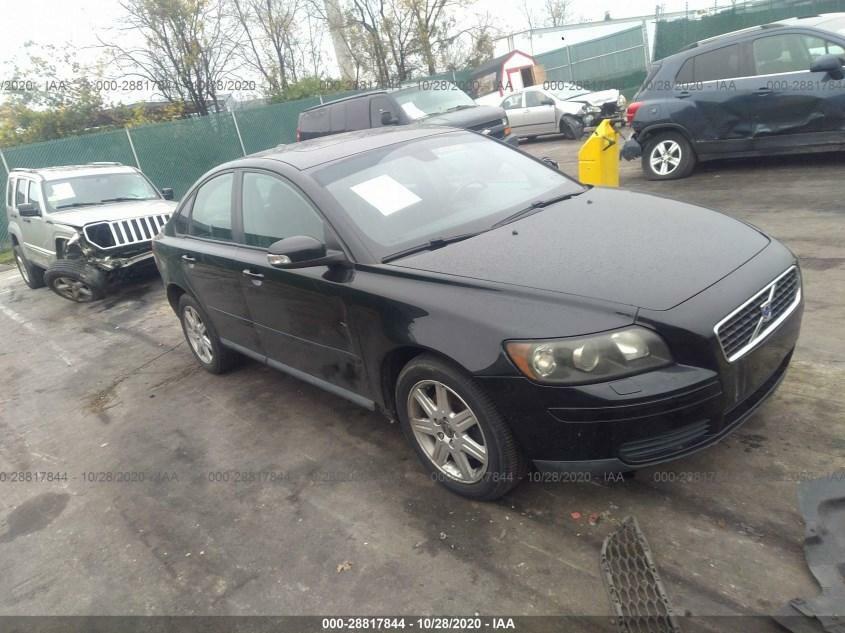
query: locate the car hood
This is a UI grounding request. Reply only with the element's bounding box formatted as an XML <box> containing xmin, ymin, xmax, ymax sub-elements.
<box><xmin>51</xmin><ymin>199</ymin><xmax>177</xmax><ymax>228</ymax></box>
<box><xmin>391</xmin><ymin>187</ymin><xmax>769</xmax><ymax>311</ymax></box>
<box><xmin>423</xmin><ymin>105</ymin><xmax>505</xmax><ymax>127</ymax></box>
<box><xmin>566</xmin><ymin>89</ymin><xmax>619</xmax><ymax>107</ymax></box>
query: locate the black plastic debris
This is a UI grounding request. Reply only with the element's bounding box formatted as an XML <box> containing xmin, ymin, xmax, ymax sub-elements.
<box><xmin>601</xmin><ymin>516</ymin><xmax>682</xmax><ymax>633</ymax></box>
<box><xmin>775</xmin><ymin>474</ymin><xmax>845</xmax><ymax>633</ymax></box>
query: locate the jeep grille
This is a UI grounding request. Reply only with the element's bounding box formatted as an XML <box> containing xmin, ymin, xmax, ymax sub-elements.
<box><xmin>83</xmin><ymin>214</ymin><xmax>171</xmax><ymax>250</ymax></box>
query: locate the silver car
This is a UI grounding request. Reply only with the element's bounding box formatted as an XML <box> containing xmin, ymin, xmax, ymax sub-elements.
<box><xmin>6</xmin><ymin>163</ymin><xmax>176</xmax><ymax>302</ymax></box>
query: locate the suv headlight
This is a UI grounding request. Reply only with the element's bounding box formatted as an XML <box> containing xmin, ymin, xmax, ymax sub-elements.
<box><xmin>617</xmin><ymin>94</ymin><xmax>628</xmax><ymax>108</ymax></box>
<box><xmin>505</xmin><ymin>326</ymin><xmax>673</xmax><ymax>385</ymax></box>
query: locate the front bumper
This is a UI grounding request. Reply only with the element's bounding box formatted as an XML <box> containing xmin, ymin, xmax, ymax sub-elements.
<box><xmin>92</xmin><ymin>249</ymin><xmax>155</xmax><ymax>271</ymax></box>
<box><xmin>477</xmin><ymin>269</ymin><xmax>802</xmax><ymax>473</ymax></box>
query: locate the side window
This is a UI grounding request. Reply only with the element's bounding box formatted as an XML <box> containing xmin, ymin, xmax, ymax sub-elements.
<box><xmin>172</xmin><ymin>194</ymin><xmax>193</xmax><ymax>234</ymax></box>
<box><xmin>691</xmin><ymin>44</ymin><xmax>744</xmax><ymax>82</ymax></box>
<box><xmin>27</xmin><ymin>181</ymin><xmax>43</xmax><ymax>210</ymax></box>
<box><xmin>803</xmin><ymin>35</ymin><xmax>845</xmax><ymax>60</ymax></box>
<box><xmin>189</xmin><ymin>173</ymin><xmax>233</xmax><ymax>241</ymax></box>
<box><xmin>753</xmin><ymin>34</ymin><xmax>812</xmax><ymax>75</ymax></box>
<box><xmin>241</xmin><ymin>172</ymin><xmax>325</xmax><ymax>249</ymax></box>
<box><xmin>330</xmin><ymin>103</ymin><xmax>346</xmax><ymax>133</ymax></box>
<box><xmin>6</xmin><ymin>178</ymin><xmax>15</xmax><ymax>207</ymax></box>
<box><xmin>675</xmin><ymin>57</ymin><xmax>694</xmax><ymax>84</ymax></box>
<box><xmin>502</xmin><ymin>94</ymin><xmax>522</xmax><ymax>110</ymax></box>
<box><xmin>525</xmin><ymin>91</ymin><xmax>547</xmax><ymax>107</ymax></box>
<box><xmin>346</xmin><ymin>99</ymin><xmax>370</xmax><ymax>129</ymax></box>
<box><xmin>15</xmin><ymin>179</ymin><xmax>27</xmax><ymax>206</ymax></box>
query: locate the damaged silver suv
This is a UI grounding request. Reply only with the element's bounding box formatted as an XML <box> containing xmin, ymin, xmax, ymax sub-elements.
<box><xmin>6</xmin><ymin>163</ymin><xmax>176</xmax><ymax>302</ymax></box>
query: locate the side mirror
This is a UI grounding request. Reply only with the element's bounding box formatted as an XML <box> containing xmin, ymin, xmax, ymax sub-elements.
<box><xmin>541</xmin><ymin>97</ymin><xmax>555</xmax><ymax>106</ymax></box>
<box><xmin>161</xmin><ymin>187</ymin><xmax>175</xmax><ymax>200</ymax></box>
<box><xmin>267</xmin><ymin>235</ymin><xmax>348</xmax><ymax>269</ymax></box>
<box><xmin>380</xmin><ymin>110</ymin><xmax>399</xmax><ymax>125</ymax></box>
<box><xmin>18</xmin><ymin>202</ymin><xmax>40</xmax><ymax>217</ymax></box>
<box><xmin>810</xmin><ymin>54</ymin><xmax>844</xmax><ymax>79</ymax></box>
<box><xmin>541</xmin><ymin>157</ymin><xmax>559</xmax><ymax>170</ymax></box>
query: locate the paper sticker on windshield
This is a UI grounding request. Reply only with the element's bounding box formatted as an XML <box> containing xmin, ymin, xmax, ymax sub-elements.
<box><xmin>400</xmin><ymin>102</ymin><xmax>427</xmax><ymax>120</ymax></box>
<box><xmin>47</xmin><ymin>182</ymin><xmax>75</xmax><ymax>202</ymax></box>
<box><xmin>350</xmin><ymin>175</ymin><xmax>421</xmax><ymax>217</ymax></box>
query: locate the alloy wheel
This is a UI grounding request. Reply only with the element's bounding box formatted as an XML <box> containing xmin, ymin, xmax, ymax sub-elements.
<box><xmin>649</xmin><ymin>140</ymin><xmax>682</xmax><ymax>176</ymax></box>
<box><xmin>52</xmin><ymin>276</ymin><xmax>93</xmax><ymax>302</ymax></box>
<box><xmin>183</xmin><ymin>305</ymin><xmax>214</xmax><ymax>364</ymax></box>
<box><xmin>407</xmin><ymin>380</ymin><xmax>488</xmax><ymax>483</ymax></box>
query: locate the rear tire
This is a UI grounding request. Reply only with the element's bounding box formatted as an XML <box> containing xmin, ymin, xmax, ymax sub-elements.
<box><xmin>560</xmin><ymin>115</ymin><xmax>584</xmax><ymax>140</ymax></box>
<box><xmin>13</xmin><ymin>244</ymin><xmax>45</xmax><ymax>289</ymax></box>
<box><xmin>396</xmin><ymin>354</ymin><xmax>526</xmax><ymax>501</ymax></box>
<box><xmin>178</xmin><ymin>294</ymin><xmax>238</xmax><ymax>374</ymax></box>
<box><xmin>642</xmin><ymin>131</ymin><xmax>696</xmax><ymax>180</ymax></box>
<box><xmin>44</xmin><ymin>259</ymin><xmax>105</xmax><ymax>302</ymax></box>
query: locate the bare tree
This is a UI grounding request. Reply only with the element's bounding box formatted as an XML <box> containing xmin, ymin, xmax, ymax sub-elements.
<box><xmin>101</xmin><ymin>0</ymin><xmax>240</xmax><ymax>115</ymax></box>
<box><xmin>439</xmin><ymin>10</ymin><xmax>498</xmax><ymax>71</ymax></box>
<box><xmin>544</xmin><ymin>0</ymin><xmax>571</xmax><ymax>27</ymax></box>
<box><xmin>230</xmin><ymin>0</ymin><xmax>303</xmax><ymax>94</ymax></box>
<box><xmin>409</xmin><ymin>0</ymin><xmax>462</xmax><ymax>76</ymax></box>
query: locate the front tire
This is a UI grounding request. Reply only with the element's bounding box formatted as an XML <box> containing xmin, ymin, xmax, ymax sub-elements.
<box><xmin>642</xmin><ymin>131</ymin><xmax>696</xmax><ymax>180</ymax></box>
<box><xmin>396</xmin><ymin>354</ymin><xmax>526</xmax><ymax>500</ymax></box>
<box><xmin>44</xmin><ymin>259</ymin><xmax>105</xmax><ymax>302</ymax></box>
<box><xmin>560</xmin><ymin>114</ymin><xmax>584</xmax><ymax>140</ymax></box>
<box><xmin>178</xmin><ymin>294</ymin><xmax>237</xmax><ymax>374</ymax></box>
<box><xmin>13</xmin><ymin>244</ymin><xmax>45</xmax><ymax>289</ymax></box>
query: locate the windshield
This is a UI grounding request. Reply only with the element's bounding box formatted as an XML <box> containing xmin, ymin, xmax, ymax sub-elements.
<box><xmin>45</xmin><ymin>172</ymin><xmax>159</xmax><ymax>210</ymax></box>
<box><xmin>392</xmin><ymin>83</ymin><xmax>476</xmax><ymax>120</ymax></box>
<box><xmin>311</xmin><ymin>132</ymin><xmax>584</xmax><ymax>259</ymax></box>
<box><xmin>549</xmin><ymin>83</ymin><xmax>590</xmax><ymax>100</ymax></box>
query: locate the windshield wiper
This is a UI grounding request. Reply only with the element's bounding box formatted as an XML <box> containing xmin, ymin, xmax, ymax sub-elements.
<box><xmin>54</xmin><ymin>201</ymin><xmax>105</xmax><ymax>209</ymax></box>
<box><xmin>99</xmin><ymin>197</ymin><xmax>154</xmax><ymax>203</ymax></box>
<box><xmin>443</xmin><ymin>104</ymin><xmax>475</xmax><ymax>113</ymax></box>
<box><xmin>382</xmin><ymin>232</ymin><xmax>483</xmax><ymax>263</ymax></box>
<box><xmin>491</xmin><ymin>189</ymin><xmax>587</xmax><ymax>229</ymax></box>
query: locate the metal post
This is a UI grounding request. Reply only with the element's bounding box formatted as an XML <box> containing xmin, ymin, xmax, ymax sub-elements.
<box><xmin>125</xmin><ymin>128</ymin><xmax>142</xmax><ymax>170</ymax></box>
<box><xmin>231</xmin><ymin>110</ymin><xmax>247</xmax><ymax>156</ymax></box>
<box><xmin>0</xmin><ymin>147</ymin><xmax>9</xmax><ymax>174</ymax></box>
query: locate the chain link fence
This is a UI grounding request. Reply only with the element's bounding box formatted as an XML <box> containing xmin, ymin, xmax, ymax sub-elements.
<box><xmin>0</xmin><ymin>95</ymin><xmax>338</xmax><ymax>248</ymax></box>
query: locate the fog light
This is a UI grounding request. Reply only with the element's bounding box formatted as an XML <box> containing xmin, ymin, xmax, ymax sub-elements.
<box><xmin>531</xmin><ymin>345</ymin><xmax>557</xmax><ymax>377</ymax></box>
<box><xmin>572</xmin><ymin>343</ymin><xmax>599</xmax><ymax>371</ymax></box>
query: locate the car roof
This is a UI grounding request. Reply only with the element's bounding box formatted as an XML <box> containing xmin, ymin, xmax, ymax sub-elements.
<box><xmin>245</xmin><ymin>125</ymin><xmax>458</xmax><ymax>170</ymax></box>
<box><xmin>678</xmin><ymin>12</ymin><xmax>845</xmax><ymax>55</ymax></box>
<box><xmin>300</xmin><ymin>91</ymin><xmax>388</xmax><ymax>112</ymax></box>
<box><xmin>9</xmin><ymin>164</ymin><xmax>138</xmax><ymax>181</ymax></box>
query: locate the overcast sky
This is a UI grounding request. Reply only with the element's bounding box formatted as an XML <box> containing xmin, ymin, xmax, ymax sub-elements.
<box><xmin>0</xmin><ymin>0</ymin><xmax>726</xmax><ymax>104</ymax></box>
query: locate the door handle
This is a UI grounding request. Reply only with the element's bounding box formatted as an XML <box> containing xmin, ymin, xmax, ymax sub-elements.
<box><xmin>242</xmin><ymin>269</ymin><xmax>264</xmax><ymax>279</ymax></box>
<box><xmin>756</xmin><ymin>88</ymin><xmax>773</xmax><ymax>96</ymax></box>
<box><xmin>181</xmin><ymin>254</ymin><xmax>196</xmax><ymax>262</ymax></box>
<box><xmin>677</xmin><ymin>90</ymin><xmax>691</xmax><ymax>98</ymax></box>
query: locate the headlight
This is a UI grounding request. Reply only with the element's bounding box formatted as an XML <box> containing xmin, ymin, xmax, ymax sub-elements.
<box><xmin>501</xmin><ymin>117</ymin><xmax>508</xmax><ymax>126</ymax></box>
<box><xmin>505</xmin><ymin>326</ymin><xmax>672</xmax><ymax>385</ymax></box>
<box><xmin>617</xmin><ymin>94</ymin><xmax>628</xmax><ymax>108</ymax></box>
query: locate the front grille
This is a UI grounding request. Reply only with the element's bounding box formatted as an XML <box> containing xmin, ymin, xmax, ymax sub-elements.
<box><xmin>714</xmin><ymin>267</ymin><xmax>800</xmax><ymax>362</ymax></box>
<box><xmin>83</xmin><ymin>214</ymin><xmax>171</xmax><ymax>250</ymax></box>
<box><xmin>619</xmin><ymin>419</ymin><xmax>710</xmax><ymax>464</ymax></box>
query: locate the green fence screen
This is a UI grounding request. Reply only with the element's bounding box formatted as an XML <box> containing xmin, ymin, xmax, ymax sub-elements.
<box><xmin>534</xmin><ymin>26</ymin><xmax>648</xmax><ymax>97</ymax></box>
<box><xmin>654</xmin><ymin>0</ymin><xmax>845</xmax><ymax>60</ymax></box>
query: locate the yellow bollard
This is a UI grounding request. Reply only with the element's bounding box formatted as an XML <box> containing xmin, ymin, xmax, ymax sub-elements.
<box><xmin>577</xmin><ymin>119</ymin><xmax>620</xmax><ymax>187</ymax></box>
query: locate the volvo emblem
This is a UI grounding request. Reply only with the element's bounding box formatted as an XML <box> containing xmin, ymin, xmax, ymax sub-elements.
<box><xmin>760</xmin><ymin>300</ymin><xmax>773</xmax><ymax>323</ymax></box>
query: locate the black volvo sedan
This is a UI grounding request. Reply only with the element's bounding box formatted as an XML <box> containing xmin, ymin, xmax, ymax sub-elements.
<box><xmin>152</xmin><ymin>126</ymin><xmax>802</xmax><ymax>500</ymax></box>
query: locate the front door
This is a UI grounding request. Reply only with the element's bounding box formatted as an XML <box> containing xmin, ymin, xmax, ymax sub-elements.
<box><xmin>17</xmin><ymin>179</ymin><xmax>53</xmax><ymax>267</ymax></box>
<box><xmin>180</xmin><ymin>171</ymin><xmax>260</xmax><ymax>352</ymax></box>
<box><xmin>235</xmin><ymin>170</ymin><xmax>365</xmax><ymax>394</ymax></box>
<box><xmin>523</xmin><ymin>91</ymin><xmax>558</xmax><ymax>135</ymax></box>
<box><xmin>501</xmin><ymin>93</ymin><xmax>528</xmax><ymax>135</ymax></box>
<box><xmin>749</xmin><ymin>32</ymin><xmax>845</xmax><ymax>151</ymax></box>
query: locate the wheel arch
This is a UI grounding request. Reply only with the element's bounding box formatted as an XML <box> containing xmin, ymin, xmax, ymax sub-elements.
<box><xmin>638</xmin><ymin>124</ymin><xmax>697</xmax><ymax>154</ymax></box>
<box><xmin>166</xmin><ymin>282</ymin><xmax>189</xmax><ymax>314</ymax></box>
<box><xmin>379</xmin><ymin>345</ymin><xmax>472</xmax><ymax>419</ymax></box>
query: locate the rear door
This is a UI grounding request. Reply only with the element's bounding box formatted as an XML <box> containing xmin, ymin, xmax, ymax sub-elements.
<box><xmin>749</xmin><ymin>31</ymin><xmax>845</xmax><ymax>151</ymax></box>
<box><xmin>179</xmin><ymin>171</ymin><xmax>260</xmax><ymax>352</ymax></box>
<box><xmin>672</xmin><ymin>43</ymin><xmax>756</xmax><ymax>156</ymax></box>
<box><xmin>235</xmin><ymin>169</ymin><xmax>365</xmax><ymax>395</ymax></box>
<box><xmin>523</xmin><ymin>91</ymin><xmax>558</xmax><ymax>134</ymax></box>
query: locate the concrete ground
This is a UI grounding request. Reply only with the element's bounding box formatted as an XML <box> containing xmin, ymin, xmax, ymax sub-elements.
<box><xmin>1</xmin><ymin>137</ymin><xmax>843</xmax><ymax>629</ymax></box>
